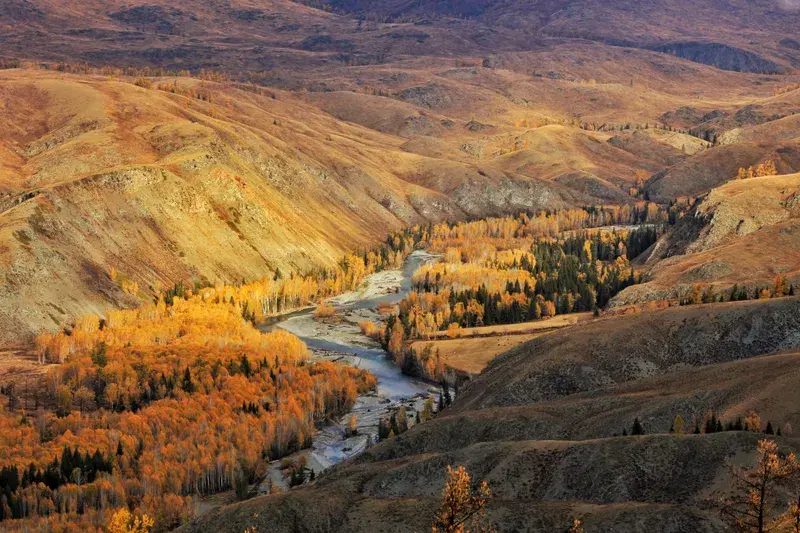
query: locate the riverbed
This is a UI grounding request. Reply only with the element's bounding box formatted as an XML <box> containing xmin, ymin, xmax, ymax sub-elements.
<box><xmin>258</xmin><ymin>250</ymin><xmax>439</xmax><ymax>491</ymax></box>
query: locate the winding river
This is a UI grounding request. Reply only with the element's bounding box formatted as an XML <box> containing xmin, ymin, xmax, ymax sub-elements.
<box><xmin>258</xmin><ymin>251</ymin><xmax>438</xmax><ymax>488</ymax></box>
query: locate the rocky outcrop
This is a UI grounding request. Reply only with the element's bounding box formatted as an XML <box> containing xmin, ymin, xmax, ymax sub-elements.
<box><xmin>398</xmin><ymin>83</ymin><xmax>456</xmax><ymax>109</ymax></box>
<box><xmin>613</xmin><ymin>174</ymin><xmax>800</xmax><ymax>307</ymax></box>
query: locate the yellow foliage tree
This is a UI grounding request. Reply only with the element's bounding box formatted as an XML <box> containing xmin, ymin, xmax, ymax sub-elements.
<box><xmin>720</xmin><ymin>440</ymin><xmax>798</xmax><ymax>533</ymax></box>
<box><xmin>431</xmin><ymin>465</ymin><xmax>493</xmax><ymax>533</ymax></box>
<box><xmin>745</xmin><ymin>411</ymin><xmax>762</xmax><ymax>432</ymax></box>
<box><xmin>107</xmin><ymin>508</ymin><xmax>154</xmax><ymax>533</ymax></box>
<box><xmin>673</xmin><ymin>414</ymin><xmax>685</xmax><ymax>436</ymax></box>
<box><xmin>570</xmin><ymin>519</ymin><xmax>585</xmax><ymax>533</ymax></box>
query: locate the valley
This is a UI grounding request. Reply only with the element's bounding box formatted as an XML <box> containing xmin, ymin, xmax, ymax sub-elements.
<box><xmin>257</xmin><ymin>251</ymin><xmax>439</xmax><ymax>492</ymax></box>
<box><xmin>0</xmin><ymin>0</ymin><xmax>800</xmax><ymax>532</ymax></box>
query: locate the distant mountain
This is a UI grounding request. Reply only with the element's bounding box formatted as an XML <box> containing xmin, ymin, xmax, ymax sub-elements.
<box><xmin>2</xmin><ymin>0</ymin><xmax>798</xmax><ymax>73</ymax></box>
<box><xmin>306</xmin><ymin>0</ymin><xmax>799</xmax><ymax>72</ymax></box>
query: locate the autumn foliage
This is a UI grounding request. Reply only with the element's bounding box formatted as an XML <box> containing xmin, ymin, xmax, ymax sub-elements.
<box><xmin>432</xmin><ymin>465</ymin><xmax>493</xmax><ymax>533</ymax></box>
<box><xmin>3</xmin><ymin>243</ymin><xmax>405</xmax><ymax>530</ymax></box>
<box><xmin>720</xmin><ymin>439</ymin><xmax>799</xmax><ymax>533</ymax></box>
<box><xmin>369</xmin><ymin>209</ymin><xmax>664</xmax><ymax>380</ymax></box>
<box><xmin>736</xmin><ymin>160</ymin><xmax>778</xmax><ymax>180</ymax></box>
<box><xmin>3</xmin><ymin>318</ymin><xmax>376</xmax><ymax>530</ymax></box>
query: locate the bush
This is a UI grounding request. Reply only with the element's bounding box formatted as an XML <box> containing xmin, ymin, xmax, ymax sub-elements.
<box><xmin>314</xmin><ymin>302</ymin><xmax>336</xmax><ymax>318</ymax></box>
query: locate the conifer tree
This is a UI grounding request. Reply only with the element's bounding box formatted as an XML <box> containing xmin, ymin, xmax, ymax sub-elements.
<box><xmin>720</xmin><ymin>440</ymin><xmax>798</xmax><ymax>533</ymax></box>
<box><xmin>431</xmin><ymin>465</ymin><xmax>493</xmax><ymax>533</ymax></box>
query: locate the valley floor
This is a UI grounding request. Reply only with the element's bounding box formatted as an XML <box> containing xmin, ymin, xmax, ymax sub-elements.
<box><xmin>411</xmin><ymin>313</ymin><xmax>591</xmax><ymax>375</ymax></box>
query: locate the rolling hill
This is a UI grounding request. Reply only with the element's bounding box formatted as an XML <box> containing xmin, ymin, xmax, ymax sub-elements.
<box><xmin>613</xmin><ymin>173</ymin><xmax>800</xmax><ymax>306</ymax></box>
<box><xmin>2</xmin><ymin>0</ymin><xmax>800</xmax><ymax>350</ymax></box>
<box><xmin>1</xmin><ymin>1</ymin><xmax>800</xmax><ymax>532</ymax></box>
<box><xmin>4</xmin><ymin>0</ymin><xmax>799</xmax><ymax>73</ymax></box>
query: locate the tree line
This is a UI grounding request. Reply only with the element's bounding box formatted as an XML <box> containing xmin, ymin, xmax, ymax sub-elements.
<box><xmin>680</xmin><ymin>276</ymin><xmax>795</xmax><ymax>307</ymax></box>
<box><xmin>0</xmin><ymin>227</ymin><xmax>426</xmax><ymax>531</ymax></box>
<box><xmin>360</xmin><ymin>210</ymin><xmax>668</xmax><ymax>381</ymax></box>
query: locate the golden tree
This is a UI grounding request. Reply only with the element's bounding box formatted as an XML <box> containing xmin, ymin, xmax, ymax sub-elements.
<box><xmin>107</xmin><ymin>508</ymin><xmax>155</xmax><ymax>533</ymax></box>
<box><xmin>745</xmin><ymin>411</ymin><xmax>763</xmax><ymax>433</ymax></box>
<box><xmin>787</xmin><ymin>495</ymin><xmax>800</xmax><ymax>533</ymax></box>
<box><xmin>720</xmin><ymin>439</ymin><xmax>799</xmax><ymax>533</ymax></box>
<box><xmin>673</xmin><ymin>414</ymin><xmax>685</xmax><ymax>435</ymax></box>
<box><xmin>432</xmin><ymin>465</ymin><xmax>493</xmax><ymax>533</ymax></box>
<box><xmin>346</xmin><ymin>414</ymin><xmax>358</xmax><ymax>437</ymax></box>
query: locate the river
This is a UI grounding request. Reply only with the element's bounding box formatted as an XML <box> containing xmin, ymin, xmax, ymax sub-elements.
<box><xmin>258</xmin><ymin>251</ymin><xmax>439</xmax><ymax>490</ymax></box>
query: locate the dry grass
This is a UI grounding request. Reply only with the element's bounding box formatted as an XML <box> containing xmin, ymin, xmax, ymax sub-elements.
<box><xmin>376</xmin><ymin>302</ymin><xmax>396</xmax><ymax>316</ymax></box>
<box><xmin>0</xmin><ymin>350</ymin><xmax>51</xmax><ymax>408</ymax></box>
<box><xmin>428</xmin><ymin>313</ymin><xmax>592</xmax><ymax>340</ymax></box>
<box><xmin>411</xmin><ymin>313</ymin><xmax>590</xmax><ymax>375</ymax></box>
<box><xmin>413</xmin><ymin>333</ymin><xmax>542</xmax><ymax>375</ymax></box>
<box><xmin>314</xmin><ymin>302</ymin><xmax>337</xmax><ymax>319</ymax></box>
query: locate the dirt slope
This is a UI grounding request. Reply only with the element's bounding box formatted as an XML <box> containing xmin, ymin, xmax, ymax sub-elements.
<box><xmin>454</xmin><ymin>297</ymin><xmax>800</xmax><ymax>411</ymax></box>
<box><xmin>0</xmin><ymin>70</ymin><xmax>444</xmax><ymax>345</ymax></box>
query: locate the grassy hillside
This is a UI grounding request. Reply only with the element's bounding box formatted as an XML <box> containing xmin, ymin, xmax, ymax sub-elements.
<box><xmin>614</xmin><ymin>173</ymin><xmax>800</xmax><ymax>306</ymax></box>
<box><xmin>0</xmin><ymin>69</ymin><xmax>458</xmax><ymax>345</ymax></box>
<box><xmin>4</xmin><ymin>60</ymin><xmax>794</xmax><ymax>346</ymax></box>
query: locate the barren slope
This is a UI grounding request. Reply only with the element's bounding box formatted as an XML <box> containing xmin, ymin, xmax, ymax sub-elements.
<box><xmin>6</xmin><ymin>0</ymin><xmax>799</xmax><ymax>74</ymax></box>
<box><xmin>3</xmin><ymin>68</ymin><xmax>623</xmax><ymax>346</ymax></box>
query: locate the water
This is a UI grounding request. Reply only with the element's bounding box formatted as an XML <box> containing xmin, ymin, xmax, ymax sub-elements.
<box><xmin>258</xmin><ymin>251</ymin><xmax>438</xmax><ymax>479</ymax></box>
<box><xmin>348</xmin><ymin>250</ymin><xmax>433</xmax><ymax>310</ymax></box>
<box><xmin>288</xmin><ymin>334</ymin><xmax>431</xmax><ymax>400</ymax></box>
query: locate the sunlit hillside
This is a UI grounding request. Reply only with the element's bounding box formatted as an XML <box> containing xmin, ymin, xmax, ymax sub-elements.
<box><xmin>0</xmin><ymin>0</ymin><xmax>799</xmax><ymax>532</ymax></box>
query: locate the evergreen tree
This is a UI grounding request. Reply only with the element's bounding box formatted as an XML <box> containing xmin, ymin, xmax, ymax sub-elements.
<box><xmin>90</xmin><ymin>342</ymin><xmax>108</xmax><ymax>368</ymax></box>
<box><xmin>182</xmin><ymin>367</ymin><xmax>194</xmax><ymax>393</ymax></box>
<box><xmin>240</xmin><ymin>354</ymin><xmax>252</xmax><ymax>377</ymax></box>
<box><xmin>705</xmin><ymin>413</ymin><xmax>718</xmax><ymax>434</ymax></box>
